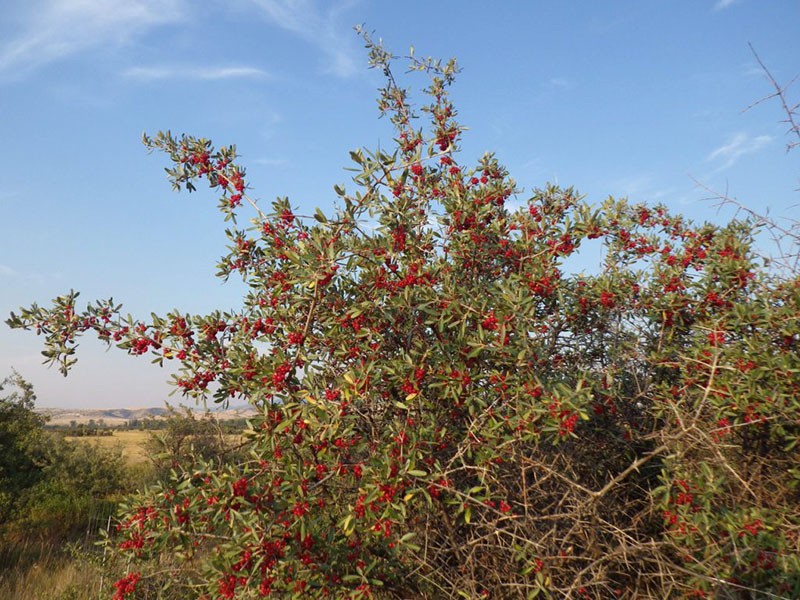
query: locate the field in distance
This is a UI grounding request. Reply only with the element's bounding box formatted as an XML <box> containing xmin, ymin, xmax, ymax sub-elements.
<box><xmin>65</xmin><ymin>429</ymin><xmax>154</xmax><ymax>464</ymax></box>
<box><xmin>41</xmin><ymin>406</ymin><xmax>256</xmax><ymax>464</ymax></box>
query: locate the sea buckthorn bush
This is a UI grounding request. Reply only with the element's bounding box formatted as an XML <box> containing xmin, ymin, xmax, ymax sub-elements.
<box><xmin>8</xmin><ymin>33</ymin><xmax>800</xmax><ymax>599</ymax></box>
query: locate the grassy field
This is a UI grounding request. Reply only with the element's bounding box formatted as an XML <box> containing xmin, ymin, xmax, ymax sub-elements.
<box><xmin>66</xmin><ymin>430</ymin><xmax>245</xmax><ymax>466</ymax></box>
<box><xmin>65</xmin><ymin>430</ymin><xmax>153</xmax><ymax>464</ymax></box>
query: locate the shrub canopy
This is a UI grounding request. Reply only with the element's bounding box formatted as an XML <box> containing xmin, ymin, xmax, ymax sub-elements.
<box><xmin>8</xmin><ymin>33</ymin><xmax>800</xmax><ymax>599</ymax></box>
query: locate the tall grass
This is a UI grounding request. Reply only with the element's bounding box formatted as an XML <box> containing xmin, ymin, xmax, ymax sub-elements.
<box><xmin>0</xmin><ymin>503</ymin><xmax>116</xmax><ymax>600</ymax></box>
<box><xmin>0</xmin><ymin>540</ymin><xmax>103</xmax><ymax>600</ymax></box>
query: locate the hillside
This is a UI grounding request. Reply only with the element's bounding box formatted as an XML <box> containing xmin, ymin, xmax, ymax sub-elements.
<box><xmin>36</xmin><ymin>406</ymin><xmax>258</xmax><ymax>427</ymax></box>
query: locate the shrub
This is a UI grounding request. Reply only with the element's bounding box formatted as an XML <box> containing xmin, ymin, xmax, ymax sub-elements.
<box><xmin>13</xmin><ymin>433</ymin><xmax>124</xmax><ymax>535</ymax></box>
<box><xmin>0</xmin><ymin>371</ymin><xmax>47</xmax><ymax>523</ymax></box>
<box><xmin>0</xmin><ymin>372</ymin><xmax>126</xmax><ymax>600</ymax></box>
<box><xmin>1</xmin><ymin>368</ymin><xmax>128</xmax><ymax>537</ymax></box>
<box><xmin>144</xmin><ymin>406</ymin><xmax>239</xmax><ymax>480</ymax></box>
<box><xmin>7</xmin><ymin>33</ymin><xmax>800</xmax><ymax>598</ymax></box>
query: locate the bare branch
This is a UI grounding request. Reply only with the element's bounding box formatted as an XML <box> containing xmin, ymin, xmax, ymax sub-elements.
<box><xmin>745</xmin><ymin>43</ymin><xmax>800</xmax><ymax>152</ymax></box>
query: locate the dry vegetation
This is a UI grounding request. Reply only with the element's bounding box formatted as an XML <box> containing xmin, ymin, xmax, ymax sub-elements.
<box><xmin>66</xmin><ymin>430</ymin><xmax>153</xmax><ymax>464</ymax></box>
<box><xmin>0</xmin><ymin>400</ymin><xmax>246</xmax><ymax>600</ymax></box>
<box><xmin>0</xmin><ymin>540</ymin><xmax>105</xmax><ymax>600</ymax></box>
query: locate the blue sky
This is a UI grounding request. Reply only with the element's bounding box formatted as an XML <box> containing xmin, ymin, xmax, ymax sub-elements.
<box><xmin>1</xmin><ymin>1</ymin><xmax>798</xmax><ymax>409</ymax></box>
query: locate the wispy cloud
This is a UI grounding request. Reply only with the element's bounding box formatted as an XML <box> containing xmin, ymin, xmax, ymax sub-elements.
<box><xmin>714</xmin><ymin>0</ymin><xmax>740</xmax><ymax>10</ymax></box>
<box><xmin>547</xmin><ymin>77</ymin><xmax>573</xmax><ymax>91</ymax></box>
<box><xmin>609</xmin><ymin>174</ymin><xmax>673</xmax><ymax>202</ymax></box>
<box><xmin>247</xmin><ymin>0</ymin><xmax>360</xmax><ymax>77</ymax></box>
<box><xmin>742</xmin><ymin>63</ymin><xmax>766</xmax><ymax>79</ymax></box>
<box><xmin>617</xmin><ymin>175</ymin><xmax>653</xmax><ymax>197</ymax></box>
<box><xmin>514</xmin><ymin>157</ymin><xmax>546</xmax><ymax>179</ymax></box>
<box><xmin>0</xmin><ymin>263</ymin><xmax>51</xmax><ymax>285</ymax></box>
<box><xmin>252</xmin><ymin>157</ymin><xmax>289</xmax><ymax>167</ymax></box>
<box><xmin>0</xmin><ymin>0</ymin><xmax>186</xmax><ymax>79</ymax></box>
<box><xmin>707</xmin><ymin>132</ymin><xmax>772</xmax><ymax>171</ymax></box>
<box><xmin>0</xmin><ymin>263</ymin><xmax>53</xmax><ymax>285</ymax></box>
<box><xmin>123</xmin><ymin>65</ymin><xmax>270</xmax><ymax>81</ymax></box>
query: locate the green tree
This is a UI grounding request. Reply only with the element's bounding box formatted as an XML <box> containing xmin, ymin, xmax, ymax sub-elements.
<box><xmin>0</xmin><ymin>370</ymin><xmax>46</xmax><ymax>523</ymax></box>
<box><xmin>0</xmin><ymin>371</ymin><xmax>126</xmax><ymax>541</ymax></box>
<box><xmin>13</xmin><ymin>434</ymin><xmax>126</xmax><ymax>540</ymax></box>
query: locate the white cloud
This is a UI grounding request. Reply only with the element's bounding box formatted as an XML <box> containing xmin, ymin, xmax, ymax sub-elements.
<box><xmin>742</xmin><ymin>63</ymin><xmax>766</xmax><ymax>79</ymax></box>
<box><xmin>0</xmin><ymin>264</ymin><xmax>50</xmax><ymax>285</ymax></box>
<box><xmin>0</xmin><ymin>0</ymin><xmax>186</xmax><ymax>78</ymax></box>
<box><xmin>547</xmin><ymin>77</ymin><xmax>572</xmax><ymax>91</ymax></box>
<box><xmin>514</xmin><ymin>157</ymin><xmax>546</xmax><ymax>179</ymax></box>
<box><xmin>707</xmin><ymin>132</ymin><xmax>772</xmax><ymax>171</ymax></box>
<box><xmin>615</xmin><ymin>175</ymin><xmax>653</xmax><ymax>197</ymax></box>
<box><xmin>252</xmin><ymin>157</ymin><xmax>289</xmax><ymax>167</ymax></box>
<box><xmin>247</xmin><ymin>0</ymin><xmax>360</xmax><ymax>77</ymax></box>
<box><xmin>123</xmin><ymin>65</ymin><xmax>270</xmax><ymax>81</ymax></box>
<box><xmin>608</xmin><ymin>174</ymin><xmax>673</xmax><ymax>202</ymax></box>
<box><xmin>714</xmin><ymin>0</ymin><xmax>739</xmax><ymax>10</ymax></box>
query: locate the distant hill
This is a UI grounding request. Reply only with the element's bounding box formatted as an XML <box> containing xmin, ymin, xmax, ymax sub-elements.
<box><xmin>36</xmin><ymin>406</ymin><xmax>258</xmax><ymax>427</ymax></box>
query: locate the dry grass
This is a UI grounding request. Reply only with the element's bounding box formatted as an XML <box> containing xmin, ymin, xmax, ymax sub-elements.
<box><xmin>65</xmin><ymin>430</ymin><xmax>152</xmax><ymax>464</ymax></box>
<box><xmin>66</xmin><ymin>430</ymin><xmax>244</xmax><ymax>466</ymax></box>
<box><xmin>0</xmin><ymin>538</ymin><xmax>105</xmax><ymax>600</ymax></box>
<box><xmin>0</xmin><ymin>558</ymin><xmax>102</xmax><ymax>600</ymax></box>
